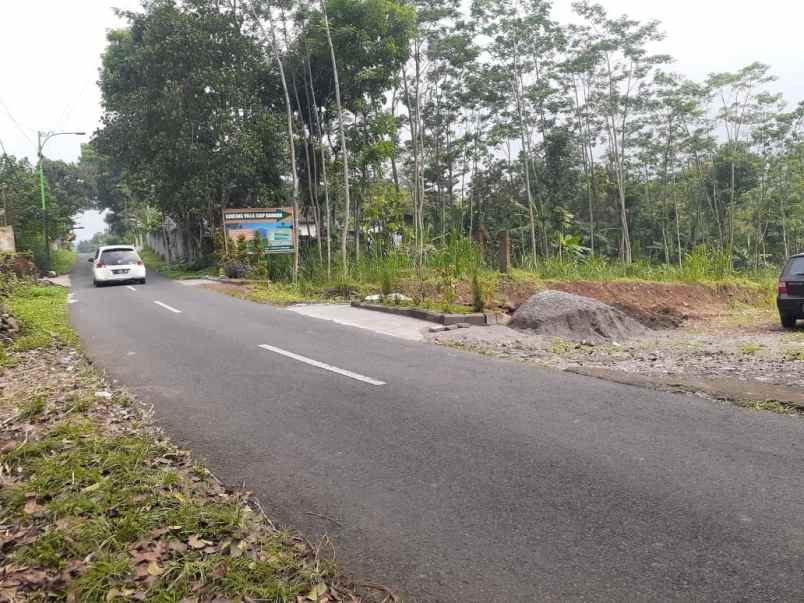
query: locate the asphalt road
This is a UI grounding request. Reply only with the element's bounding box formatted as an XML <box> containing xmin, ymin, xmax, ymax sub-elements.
<box><xmin>70</xmin><ymin>257</ymin><xmax>804</xmax><ymax>602</ymax></box>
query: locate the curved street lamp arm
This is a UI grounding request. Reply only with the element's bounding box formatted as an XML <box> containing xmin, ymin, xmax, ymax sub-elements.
<box><xmin>38</xmin><ymin>131</ymin><xmax>87</xmax><ymax>157</ymax></box>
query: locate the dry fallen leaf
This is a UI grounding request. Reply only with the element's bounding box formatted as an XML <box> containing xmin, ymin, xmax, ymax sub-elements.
<box><xmin>0</xmin><ymin>440</ymin><xmax>18</xmax><ymax>453</ymax></box>
<box><xmin>168</xmin><ymin>540</ymin><xmax>188</xmax><ymax>554</ymax></box>
<box><xmin>134</xmin><ymin>563</ymin><xmax>151</xmax><ymax>578</ymax></box>
<box><xmin>307</xmin><ymin>583</ymin><xmax>328</xmax><ymax>601</ymax></box>
<box><xmin>229</xmin><ymin>541</ymin><xmax>245</xmax><ymax>559</ymax></box>
<box><xmin>146</xmin><ymin>561</ymin><xmax>164</xmax><ymax>577</ymax></box>
<box><xmin>187</xmin><ymin>535</ymin><xmax>211</xmax><ymax>549</ymax></box>
<box><xmin>132</xmin><ymin>550</ymin><xmax>161</xmax><ymax>564</ymax></box>
<box><xmin>23</xmin><ymin>499</ymin><xmax>45</xmax><ymax>515</ymax></box>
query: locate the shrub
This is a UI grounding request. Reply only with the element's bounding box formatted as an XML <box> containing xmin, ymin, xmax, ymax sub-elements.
<box><xmin>267</xmin><ymin>254</ymin><xmax>293</xmax><ymax>282</ymax></box>
<box><xmin>380</xmin><ymin>267</ymin><xmax>393</xmax><ymax>299</ymax></box>
<box><xmin>428</xmin><ymin>231</ymin><xmax>480</xmax><ymax>279</ymax></box>
<box><xmin>223</xmin><ymin>259</ymin><xmax>247</xmax><ymax>279</ymax></box>
<box><xmin>247</xmin><ymin>261</ymin><xmax>268</xmax><ymax>280</ymax></box>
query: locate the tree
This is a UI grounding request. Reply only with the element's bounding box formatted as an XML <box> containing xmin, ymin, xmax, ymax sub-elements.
<box><xmin>571</xmin><ymin>1</ymin><xmax>671</xmax><ymax>263</ymax></box>
<box><xmin>706</xmin><ymin>62</ymin><xmax>778</xmax><ymax>256</ymax></box>
<box><xmin>250</xmin><ymin>0</ymin><xmax>302</xmax><ymax>281</ymax></box>
<box><xmin>97</xmin><ymin>0</ymin><xmax>287</xmax><ymax>259</ymax></box>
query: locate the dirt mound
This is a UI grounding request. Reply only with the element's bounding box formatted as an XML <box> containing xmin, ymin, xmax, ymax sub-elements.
<box><xmin>496</xmin><ymin>279</ymin><xmax>770</xmax><ymax>329</ymax></box>
<box><xmin>510</xmin><ymin>290</ymin><xmax>649</xmax><ymax>342</ymax></box>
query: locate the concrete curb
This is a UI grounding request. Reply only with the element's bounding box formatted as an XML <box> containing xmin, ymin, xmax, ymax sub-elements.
<box><xmin>566</xmin><ymin>366</ymin><xmax>804</xmax><ymax>410</ymax></box>
<box><xmin>351</xmin><ymin>301</ymin><xmax>496</xmax><ymax>326</ymax></box>
<box><xmin>199</xmin><ymin>276</ymin><xmax>270</xmax><ymax>285</ymax></box>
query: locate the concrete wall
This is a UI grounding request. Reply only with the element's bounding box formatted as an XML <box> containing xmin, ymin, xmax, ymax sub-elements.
<box><xmin>0</xmin><ymin>226</ymin><xmax>15</xmax><ymax>252</ymax></box>
<box><xmin>146</xmin><ymin>229</ymin><xmax>196</xmax><ymax>262</ymax></box>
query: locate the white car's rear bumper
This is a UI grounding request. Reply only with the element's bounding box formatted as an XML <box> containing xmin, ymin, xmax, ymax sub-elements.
<box><xmin>94</xmin><ymin>266</ymin><xmax>146</xmax><ymax>282</ymax></box>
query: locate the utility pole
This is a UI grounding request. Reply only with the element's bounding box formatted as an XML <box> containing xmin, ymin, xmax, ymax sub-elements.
<box><xmin>37</xmin><ymin>130</ymin><xmax>85</xmax><ymax>272</ymax></box>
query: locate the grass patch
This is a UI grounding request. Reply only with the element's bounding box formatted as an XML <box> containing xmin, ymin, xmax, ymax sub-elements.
<box><xmin>50</xmin><ymin>249</ymin><xmax>77</xmax><ymax>275</ymax></box>
<box><xmin>521</xmin><ymin>248</ymin><xmax>777</xmax><ymax>287</ymax></box>
<box><xmin>242</xmin><ymin>282</ymin><xmax>320</xmax><ymax>306</ymax></box>
<box><xmin>550</xmin><ymin>338</ymin><xmax>574</xmax><ymax>355</ymax></box>
<box><xmin>16</xmin><ymin>396</ymin><xmax>46</xmax><ymax>420</ymax></box>
<box><xmin>1</xmin><ymin>420</ymin><xmax>326</xmax><ymax>601</ymax></box>
<box><xmin>380</xmin><ymin>298</ymin><xmax>473</xmax><ymax>314</ymax></box>
<box><xmin>782</xmin><ymin>347</ymin><xmax>804</xmax><ymax>361</ymax></box>
<box><xmin>216</xmin><ymin>277</ymin><xmax>373</xmax><ymax>307</ymax></box>
<box><xmin>6</xmin><ymin>285</ymin><xmax>76</xmax><ymax>351</ymax></box>
<box><xmin>736</xmin><ymin>399</ymin><xmax>802</xmax><ymax>417</ymax></box>
<box><xmin>140</xmin><ymin>248</ymin><xmax>215</xmax><ymax>280</ymax></box>
<box><xmin>738</xmin><ymin>343</ymin><xmax>763</xmax><ymax>355</ymax></box>
<box><xmin>0</xmin><ymin>345</ymin><xmax>17</xmax><ymax>367</ymax></box>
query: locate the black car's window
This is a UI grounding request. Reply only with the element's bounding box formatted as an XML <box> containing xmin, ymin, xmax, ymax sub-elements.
<box><xmin>783</xmin><ymin>257</ymin><xmax>804</xmax><ymax>277</ymax></box>
<box><xmin>101</xmin><ymin>249</ymin><xmax>140</xmax><ymax>266</ymax></box>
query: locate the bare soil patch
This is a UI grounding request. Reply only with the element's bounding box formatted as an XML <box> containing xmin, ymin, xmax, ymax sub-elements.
<box><xmin>201</xmin><ymin>281</ymin><xmax>251</xmax><ymax>296</ymax></box>
<box><xmin>497</xmin><ymin>280</ymin><xmax>768</xmax><ymax>329</ymax></box>
<box><xmin>430</xmin><ymin>296</ymin><xmax>803</xmax><ymax>410</ymax></box>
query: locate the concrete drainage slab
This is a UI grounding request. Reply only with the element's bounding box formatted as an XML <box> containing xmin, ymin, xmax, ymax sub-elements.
<box><xmin>286</xmin><ymin>304</ymin><xmax>431</xmax><ymax>342</ymax></box>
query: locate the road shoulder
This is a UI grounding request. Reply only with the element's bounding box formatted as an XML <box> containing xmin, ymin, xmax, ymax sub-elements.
<box><xmin>0</xmin><ymin>283</ymin><xmax>359</xmax><ymax>602</ymax></box>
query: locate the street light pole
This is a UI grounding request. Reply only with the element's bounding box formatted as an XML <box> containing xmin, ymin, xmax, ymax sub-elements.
<box><xmin>37</xmin><ymin>130</ymin><xmax>85</xmax><ymax>272</ymax></box>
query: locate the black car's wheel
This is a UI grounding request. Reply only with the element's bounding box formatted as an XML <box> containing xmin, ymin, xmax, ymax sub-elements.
<box><xmin>781</xmin><ymin>314</ymin><xmax>797</xmax><ymax>329</ymax></box>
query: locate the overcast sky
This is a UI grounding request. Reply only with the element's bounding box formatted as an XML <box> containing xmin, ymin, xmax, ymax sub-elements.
<box><xmin>2</xmin><ymin>0</ymin><xmax>803</xmax><ymax>238</ymax></box>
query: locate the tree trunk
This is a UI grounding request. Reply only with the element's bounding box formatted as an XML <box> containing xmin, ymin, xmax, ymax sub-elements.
<box><xmin>251</xmin><ymin>1</ymin><xmax>300</xmax><ymax>281</ymax></box>
<box><xmin>321</xmin><ymin>0</ymin><xmax>351</xmax><ymax>274</ymax></box>
<box><xmin>510</xmin><ymin>72</ymin><xmax>538</xmax><ymax>261</ymax></box>
<box><xmin>304</xmin><ymin>45</ymin><xmax>332</xmax><ymax>277</ymax></box>
<box><xmin>389</xmin><ymin>85</ymin><xmax>401</xmax><ymax>193</ymax></box>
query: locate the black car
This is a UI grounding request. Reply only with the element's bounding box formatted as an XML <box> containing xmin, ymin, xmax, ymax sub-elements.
<box><xmin>777</xmin><ymin>253</ymin><xmax>804</xmax><ymax>328</ymax></box>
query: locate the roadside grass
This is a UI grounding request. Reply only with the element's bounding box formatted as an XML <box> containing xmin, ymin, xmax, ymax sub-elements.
<box><xmin>782</xmin><ymin>347</ymin><xmax>804</xmax><ymax>361</ymax></box>
<box><xmin>6</xmin><ymin>285</ymin><xmax>76</xmax><ymax>351</ymax></box>
<box><xmin>371</xmin><ymin>298</ymin><xmax>474</xmax><ymax>315</ymax></box>
<box><xmin>50</xmin><ymin>249</ymin><xmax>77</xmax><ymax>275</ymax></box>
<box><xmin>735</xmin><ymin>399</ymin><xmax>802</xmax><ymax>417</ymax></box>
<box><xmin>738</xmin><ymin>343</ymin><xmax>763</xmax><ymax>355</ymax></box>
<box><xmin>1</xmin><ymin>418</ymin><xmax>328</xmax><ymax>601</ymax></box>
<box><xmin>244</xmin><ymin>282</ymin><xmax>323</xmax><ymax>306</ymax></box>
<box><xmin>147</xmin><ymin>240</ymin><xmax>777</xmax><ymax>315</ymax></box>
<box><xmin>140</xmin><ymin>248</ymin><xmax>216</xmax><ymax>280</ymax></box>
<box><xmin>521</xmin><ymin>248</ymin><xmax>778</xmax><ymax>287</ymax></box>
<box><xmin>0</xmin><ymin>284</ymin><xmax>351</xmax><ymax>601</ymax></box>
<box><xmin>215</xmin><ymin>276</ymin><xmax>371</xmax><ymax>307</ymax></box>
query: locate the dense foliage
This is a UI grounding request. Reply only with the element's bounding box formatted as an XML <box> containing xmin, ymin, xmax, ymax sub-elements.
<box><xmin>4</xmin><ymin>0</ymin><xmax>803</xmax><ymax>277</ymax></box>
<box><xmin>0</xmin><ymin>154</ymin><xmax>92</xmax><ymax>269</ymax></box>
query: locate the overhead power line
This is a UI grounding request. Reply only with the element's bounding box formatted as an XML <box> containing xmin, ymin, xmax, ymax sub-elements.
<box><xmin>0</xmin><ymin>96</ymin><xmax>36</xmax><ymax>149</ymax></box>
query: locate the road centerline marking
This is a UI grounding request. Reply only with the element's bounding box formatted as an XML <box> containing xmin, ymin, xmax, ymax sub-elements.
<box><xmin>258</xmin><ymin>344</ymin><xmax>385</xmax><ymax>386</ymax></box>
<box><xmin>126</xmin><ymin>285</ymin><xmax>137</xmax><ymax>291</ymax></box>
<box><xmin>154</xmin><ymin>300</ymin><xmax>182</xmax><ymax>314</ymax></box>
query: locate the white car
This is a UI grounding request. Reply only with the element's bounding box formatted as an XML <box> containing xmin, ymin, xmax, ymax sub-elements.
<box><xmin>90</xmin><ymin>245</ymin><xmax>147</xmax><ymax>286</ymax></box>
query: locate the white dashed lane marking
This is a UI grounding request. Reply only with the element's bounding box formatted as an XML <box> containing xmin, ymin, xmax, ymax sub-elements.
<box><xmin>154</xmin><ymin>301</ymin><xmax>182</xmax><ymax>314</ymax></box>
<box><xmin>257</xmin><ymin>344</ymin><xmax>386</xmax><ymax>386</ymax></box>
<box><xmin>126</xmin><ymin>285</ymin><xmax>137</xmax><ymax>291</ymax></box>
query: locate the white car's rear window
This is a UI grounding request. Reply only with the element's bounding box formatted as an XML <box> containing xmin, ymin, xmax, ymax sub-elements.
<box><xmin>101</xmin><ymin>249</ymin><xmax>140</xmax><ymax>266</ymax></box>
